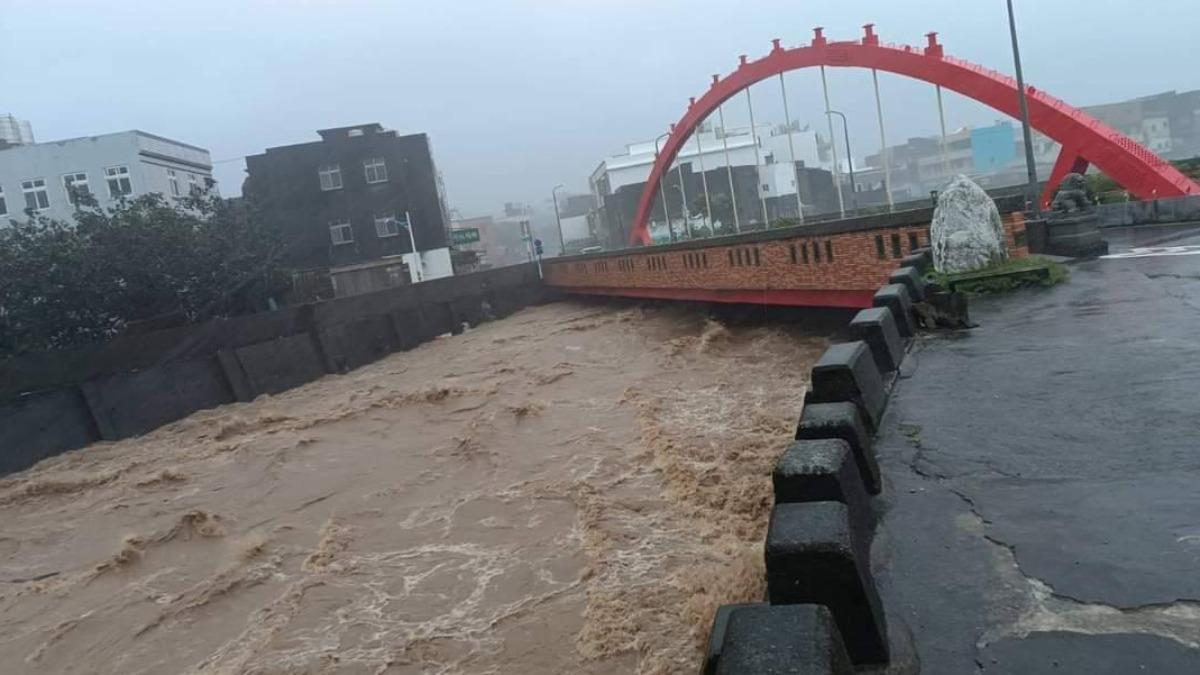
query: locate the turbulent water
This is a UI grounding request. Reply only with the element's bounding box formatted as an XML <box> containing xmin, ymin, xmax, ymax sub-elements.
<box><xmin>0</xmin><ymin>301</ymin><xmax>826</xmax><ymax>674</ymax></box>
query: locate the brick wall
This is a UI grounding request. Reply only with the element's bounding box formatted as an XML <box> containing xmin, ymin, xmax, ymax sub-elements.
<box><xmin>545</xmin><ymin>211</ymin><xmax>1028</xmax><ymax>294</ymax></box>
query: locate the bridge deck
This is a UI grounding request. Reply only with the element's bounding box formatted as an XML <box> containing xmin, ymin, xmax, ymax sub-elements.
<box><xmin>546</xmin><ymin>199</ymin><xmax>1029</xmax><ymax>308</ymax></box>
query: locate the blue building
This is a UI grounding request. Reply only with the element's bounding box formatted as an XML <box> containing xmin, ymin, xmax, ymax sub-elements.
<box><xmin>971</xmin><ymin>122</ymin><xmax>1017</xmax><ymax>173</ymax></box>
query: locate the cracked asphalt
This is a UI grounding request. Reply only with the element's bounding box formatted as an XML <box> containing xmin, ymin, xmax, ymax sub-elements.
<box><xmin>870</xmin><ymin>224</ymin><xmax>1200</xmax><ymax>674</ymax></box>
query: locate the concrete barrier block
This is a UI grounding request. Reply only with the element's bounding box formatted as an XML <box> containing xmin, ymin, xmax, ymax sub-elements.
<box><xmin>873</xmin><ymin>284</ymin><xmax>915</xmax><ymax>338</ymax></box>
<box><xmin>0</xmin><ymin>389</ymin><xmax>99</xmax><ymax>476</ymax></box>
<box><xmin>848</xmin><ymin>307</ymin><xmax>904</xmax><ymax>375</ymax></box>
<box><xmin>901</xmin><ymin>249</ymin><xmax>932</xmax><ymax>274</ymax></box>
<box><xmin>766</xmin><ymin>502</ymin><xmax>889</xmax><ymax>665</ymax></box>
<box><xmin>713</xmin><ymin>604</ymin><xmax>854</xmax><ymax>675</ymax></box>
<box><xmin>805</xmin><ymin>341</ymin><xmax>887</xmax><ymax>431</ymax></box>
<box><xmin>795</xmin><ymin>402</ymin><xmax>879</xmax><ymax>495</ymax></box>
<box><xmin>390</xmin><ymin>309</ymin><xmax>425</xmax><ymax>349</ymax></box>
<box><xmin>83</xmin><ymin>358</ymin><xmax>234</xmax><ymax>439</ymax></box>
<box><xmin>888</xmin><ymin>266</ymin><xmax>926</xmax><ymax>301</ymax></box>
<box><xmin>236</xmin><ymin>333</ymin><xmax>327</xmax><ymax>396</ymax></box>
<box><xmin>319</xmin><ymin>315</ymin><xmax>398</xmax><ymax>372</ymax></box>
<box><xmin>217</xmin><ymin>349</ymin><xmax>253</xmax><ymax>402</ymax></box>
<box><xmin>773</xmin><ymin>439</ymin><xmax>875</xmax><ymax>533</ymax></box>
<box><xmin>701</xmin><ymin>602</ymin><xmax>759</xmax><ymax>675</ymax></box>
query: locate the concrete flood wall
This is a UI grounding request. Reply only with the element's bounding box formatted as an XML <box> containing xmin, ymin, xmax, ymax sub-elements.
<box><xmin>700</xmin><ymin>250</ymin><xmax>937</xmax><ymax>673</ymax></box>
<box><xmin>0</xmin><ymin>263</ymin><xmax>551</xmax><ymax>477</ymax></box>
<box><xmin>1097</xmin><ymin>195</ymin><xmax>1200</xmax><ymax>227</ymax></box>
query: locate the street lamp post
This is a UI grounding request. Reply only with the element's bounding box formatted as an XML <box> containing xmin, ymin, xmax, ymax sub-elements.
<box><xmin>1007</xmin><ymin>0</ymin><xmax>1041</xmax><ymax>217</ymax></box>
<box><xmin>654</xmin><ymin>132</ymin><xmax>676</xmax><ymax>243</ymax></box>
<box><xmin>551</xmin><ymin>184</ymin><xmax>566</xmax><ymax>255</ymax></box>
<box><xmin>826</xmin><ymin>110</ymin><xmax>858</xmax><ymax>213</ymax></box>
<box><xmin>399</xmin><ymin>211</ymin><xmax>422</xmax><ymax>282</ymax></box>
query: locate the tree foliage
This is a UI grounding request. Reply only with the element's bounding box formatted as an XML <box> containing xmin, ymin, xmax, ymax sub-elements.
<box><xmin>0</xmin><ymin>192</ymin><xmax>286</xmax><ymax>358</ymax></box>
<box><xmin>1085</xmin><ymin>157</ymin><xmax>1200</xmax><ymax>203</ymax></box>
<box><xmin>690</xmin><ymin>193</ymin><xmax>738</xmax><ymax>235</ymax></box>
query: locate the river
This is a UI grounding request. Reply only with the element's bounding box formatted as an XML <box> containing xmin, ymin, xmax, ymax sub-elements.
<box><xmin>0</xmin><ymin>301</ymin><xmax>827</xmax><ymax>674</ymax></box>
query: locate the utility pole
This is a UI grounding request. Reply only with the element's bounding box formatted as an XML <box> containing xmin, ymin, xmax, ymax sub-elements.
<box><xmin>551</xmin><ymin>184</ymin><xmax>566</xmax><ymax>255</ymax></box>
<box><xmin>402</xmin><ymin>211</ymin><xmax>422</xmax><ymax>283</ymax></box>
<box><xmin>826</xmin><ymin>110</ymin><xmax>858</xmax><ymax>213</ymax></box>
<box><xmin>1008</xmin><ymin>0</ymin><xmax>1042</xmax><ymax>217</ymax></box>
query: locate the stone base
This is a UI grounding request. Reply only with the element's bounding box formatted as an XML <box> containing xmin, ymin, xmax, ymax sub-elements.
<box><xmin>1045</xmin><ymin>213</ymin><xmax>1110</xmax><ymax>258</ymax></box>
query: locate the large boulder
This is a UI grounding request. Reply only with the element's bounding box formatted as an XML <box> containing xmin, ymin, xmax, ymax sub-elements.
<box><xmin>931</xmin><ymin>175</ymin><xmax>1009</xmax><ymax>273</ymax></box>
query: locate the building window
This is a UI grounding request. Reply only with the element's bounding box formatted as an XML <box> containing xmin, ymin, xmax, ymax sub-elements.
<box><xmin>753</xmin><ymin>248</ymin><xmax>761</xmax><ymax>266</ymax></box>
<box><xmin>891</xmin><ymin>233</ymin><xmax>902</xmax><ymax>259</ymax></box>
<box><xmin>875</xmin><ymin>235</ymin><xmax>886</xmax><ymax>260</ymax></box>
<box><xmin>374</xmin><ymin>214</ymin><xmax>400</xmax><ymax>238</ymax></box>
<box><xmin>364</xmin><ymin>157</ymin><xmax>388</xmax><ymax>184</ymax></box>
<box><xmin>166</xmin><ymin>169</ymin><xmax>180</xmax><ymax>197</ymax></box>
<box><xmin>188</xmin><ymin>173</ymin><xmax>202</xmax><ymax>196</ymax></box>
<box><xmin>329</xmin><ymin>219</ymin><xmax>354</xmax><ymax>245</ymax></box>
<box><xmin>812</xmin><ymin>240</ymin><xmax>821</xmax><ymax>263</ymax></box>
<box><xmin>908</xmin><ymin>232</ymin><xmax>920</xmax><ymax>252</ymax></box>
<box><xmin>62</xmin><ymin>172</ymin><xmax>90</xmax><ymax>204</ymax></box>
<box><xmin>825</xmin><ymin>240</ymin><xmax>834</xmax><ymax>262</ymax></box>
<box><xmin>105</xmin><ymin>166</ymin><xmax>132</xmax><ymax>198</ymax></box>
<box><xmin>790</xmin><ymin>244</ymin><xmax>797</xmax><ymax>264</ymax></box>
<box><xmin>801</xmin><ymin>242</ymin><xmax>809</xmax><ymax>264</ymax></box>
<box><xmin>762</xmin><ymin>183</ymin><xmax>770</xmax><ymax>192</ymax></box>
<box><xmin>0</xmin><ymin>185</ymin><xmax>7</xmax><ymax>216</ymax></box>
<box><xmin>318</xmin><ymin>164</ymin><xmax>342</xmax><ymax>191</ymax></box>
<box><xmin>21</xmin><ymin>179</ymin><xmax>50</xmax><ymax>211</ymax></box>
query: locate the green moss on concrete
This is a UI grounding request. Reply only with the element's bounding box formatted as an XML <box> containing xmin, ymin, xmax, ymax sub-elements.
<box><xmin>931</xmin><ymin>256</ymin><xmax>1068</xmax><ymax>294</ymax></box>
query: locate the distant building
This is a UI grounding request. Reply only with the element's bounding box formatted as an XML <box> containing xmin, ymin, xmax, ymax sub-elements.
<box><xmin>588</xmin><ymin>123</ymin><xmax>836</xmax><ymax>247</ymax></box>
<box><xmin>1082</xmin><ymin>89</ymin><xmax>1200</xmax><ymax>159</ymax></box>
<box><xmin>449</xmin><ymin>215</ymin><xmax>495</xmax><ymax>273</ymax></box>
<box><xmin>0</xmin><ymin>130</ymin><xmax>214</xmax><ymax>226</ymax></box>
<box><xmin>861</xmin><ymin>121</ymin><xmax>1031</xmax><ymax>202</ymax></box>
<box><xmin>0</xmin><ymin>114</ymin><xmax>34</xmax><ymax>147</ymax></box>
<box><xmin>244</xmin><ymin>123</ymin><xmax>451</xmax><ymax>295</ymax></box>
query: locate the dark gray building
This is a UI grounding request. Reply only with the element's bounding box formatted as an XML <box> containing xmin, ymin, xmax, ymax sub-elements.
<box><xmin>244</xmin><ymin>123</ymin><xmax>448</xmax><ymax>272</ymax></box>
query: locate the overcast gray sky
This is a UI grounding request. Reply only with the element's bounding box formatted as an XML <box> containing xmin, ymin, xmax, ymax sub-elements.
<box><xmin>4</xmin><ymin>0</ymin><xmax>1196</xmax><ymax>216</ymax></box>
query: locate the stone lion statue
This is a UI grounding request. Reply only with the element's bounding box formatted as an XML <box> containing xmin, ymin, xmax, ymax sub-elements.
<box><xmin>1050</xmin><ymin>173</ymin><xmax>1095</xmax><ymax>214</ymax></box>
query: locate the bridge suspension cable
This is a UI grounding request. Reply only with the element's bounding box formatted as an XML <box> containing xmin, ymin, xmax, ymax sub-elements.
<box><xmin>717</xmin><ymin>101</ymin><xmax>742</xmax><ymax>233</ymax></box>
<box><xmin>819</xmin><ymin>64</ymin><xmax>846</xmax><ymax>218</ymax></box>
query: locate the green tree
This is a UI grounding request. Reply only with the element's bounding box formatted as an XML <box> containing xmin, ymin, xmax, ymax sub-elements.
<box><xmin>1084</xmin><ymin>158</ymin><xmax>1200</xmax><ymax>204</ymax></box>
<box><xmin>690</xmin><ymin>193</ymin><xmax>737</xmax><ymax>235</ymax></box>
<box><xmin>0</xmin><ymin>192</ymin><xmax>285</xmax><ymax>358</ymax></box>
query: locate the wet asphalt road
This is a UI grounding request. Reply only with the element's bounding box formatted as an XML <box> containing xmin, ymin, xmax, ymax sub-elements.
<box><xmin>870</xmin><ymin>225</ymin><xmax>1200</xmax><ymax>673</ymax></box>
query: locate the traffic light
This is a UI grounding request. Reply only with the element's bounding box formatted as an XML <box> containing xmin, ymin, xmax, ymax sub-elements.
<box><xmin>534</xmin><ymin>238</ymin><xmax>544</xmax><ymax>256</ymax></box>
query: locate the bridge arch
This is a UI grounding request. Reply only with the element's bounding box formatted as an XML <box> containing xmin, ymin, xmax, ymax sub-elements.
<box><xmin>630</xmin><ymin>27</ymin><xmax>1198</xmax><ymax>246</ymax></box>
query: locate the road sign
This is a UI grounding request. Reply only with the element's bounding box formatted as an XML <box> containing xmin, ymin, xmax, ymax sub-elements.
<box><xmin>450</xmin><ymin>227</ymin><xmax>481</xmax><ymax>246</ymax></box>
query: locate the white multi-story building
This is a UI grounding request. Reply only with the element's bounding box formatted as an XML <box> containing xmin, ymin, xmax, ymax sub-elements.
<box><xmin>0</xmin><ymin>130</ymin><xmax>214</xmax><ymax>226</ymax></box>
<box><xmin>0</xmin><ymin>114</ymin><xmax>35</xmax><ymax>146</ymax></box>
<box><xmin>591</xmin><ymin>123</ymin><xmax>824</xmax><ymax>203</ymax></box>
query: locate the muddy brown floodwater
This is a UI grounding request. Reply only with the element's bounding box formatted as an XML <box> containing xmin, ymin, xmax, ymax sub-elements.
<box><xmin>0</xmin><ymin>301</ymin><xmax>827</xmax><ymax>675</ymax></box>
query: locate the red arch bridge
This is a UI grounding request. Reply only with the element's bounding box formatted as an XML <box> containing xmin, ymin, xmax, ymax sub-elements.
<box><xmin>543</xmin><ymin>25</ymin><xmax>1198</xmax><ymax>309</ymax></box>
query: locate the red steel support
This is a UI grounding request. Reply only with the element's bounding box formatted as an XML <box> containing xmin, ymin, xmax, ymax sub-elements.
<box><xmin>629</xmin><ymin>28</ymin><xmax>1198</xmax><ymax>246</ymax></box>
<box><xmin>1040</xmin><ymin>147</ymin><xmax>1091</xmax><ymax>208</ymax></box>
